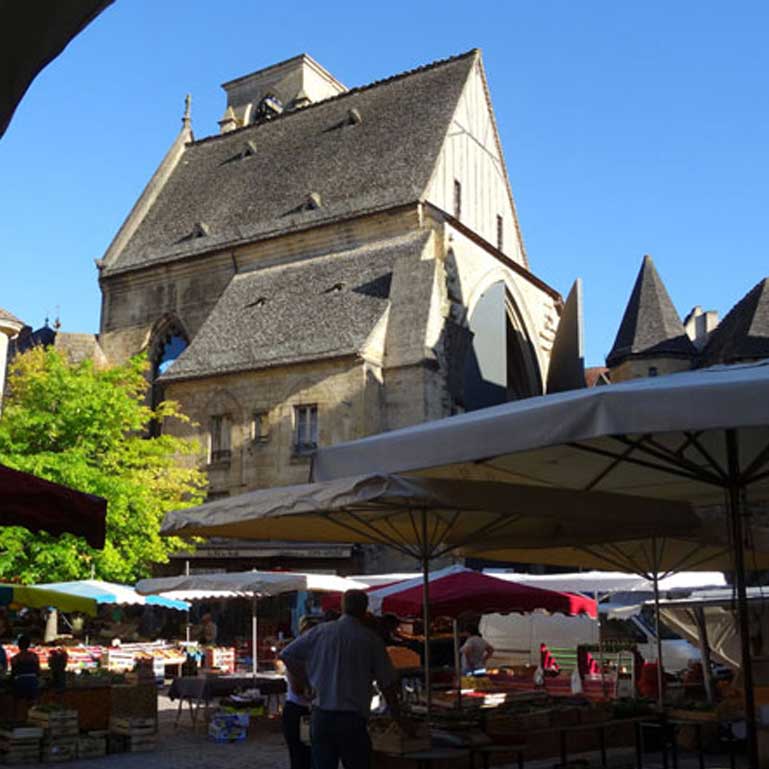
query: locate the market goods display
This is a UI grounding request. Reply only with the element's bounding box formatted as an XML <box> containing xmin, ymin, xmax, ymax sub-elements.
<box><xmin>204</xmin><ymin>647</ymin><xmax>236</xmax><ymax>674</ymax></box>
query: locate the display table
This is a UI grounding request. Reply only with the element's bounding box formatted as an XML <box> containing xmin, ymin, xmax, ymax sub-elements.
<box><xmin>168</xmin><ymin>674</ymin><xmax>286</xmax><ymax>729</ymax></box>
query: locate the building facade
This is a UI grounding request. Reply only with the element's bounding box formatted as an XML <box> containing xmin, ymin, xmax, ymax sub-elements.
<box><xmin>96</xmin><ymin>51</ymin><xmax>574</xmax><ymax>570</ymax></box>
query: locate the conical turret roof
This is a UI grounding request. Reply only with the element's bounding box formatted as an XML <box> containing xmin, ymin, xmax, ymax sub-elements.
<box><xmin>606</xmin><ymin>255</ymin><xmax>696</xmax><ymax>367</ymax></box>
<box><xmin>699</xmin><ymin>278</ymin><xmax>769</xmax><ymax>366</ymax></box>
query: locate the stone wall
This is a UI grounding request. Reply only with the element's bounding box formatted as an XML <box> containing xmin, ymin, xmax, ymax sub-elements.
<box><xmin>610</xmin><ymin>357</ymin><xmax>693</xmax><ymax>383</ymax></box>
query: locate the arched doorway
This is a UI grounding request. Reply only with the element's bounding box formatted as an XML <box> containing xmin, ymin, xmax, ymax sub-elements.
<box><xmin>461</xmin><ymin>281</ymin><xmax>541</xmax><ymax>411</ymax></box>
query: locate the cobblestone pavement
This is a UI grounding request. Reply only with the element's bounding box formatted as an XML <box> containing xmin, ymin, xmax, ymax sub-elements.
<box><xmin>25</xmin><ymin>696</ymin><xmax>746</xmax><ymax>769</ymax></box>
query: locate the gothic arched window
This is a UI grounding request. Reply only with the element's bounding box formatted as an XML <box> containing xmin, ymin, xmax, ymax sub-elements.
<box><xmin>155</xmin><ymin>333</ymin><xmax>188</xmax><ymax>377</ymax></box>
<box><xmin>461</xmin><ymin>281</ymin><xmax>541</xmax><ymax>411</ymax></box>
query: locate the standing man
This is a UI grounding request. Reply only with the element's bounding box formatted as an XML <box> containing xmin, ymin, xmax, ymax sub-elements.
<box><xmin>280</xmin><ymin>590</ymin><xmax>406</xmax><ymax>769</ymax></box>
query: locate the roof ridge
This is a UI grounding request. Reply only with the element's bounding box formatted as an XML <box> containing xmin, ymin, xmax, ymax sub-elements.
<box><xmin>191</xmin><ymin>48</ymin><xmax>480</xmax><ymax>147</ymax></box>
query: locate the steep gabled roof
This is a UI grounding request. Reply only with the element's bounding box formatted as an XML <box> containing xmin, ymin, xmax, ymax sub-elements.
<box><xmin>606</xmin><ymin>255</ymin><xmax>696</xmax><ymax>367</ymax></box>
<box><xmin>699</xmin><ymin>278</ymin><xmax>769</xmax><ymax>367</ymax></box>
<box><xmin>104</xmin><ymin>51</ymin><xmax>477</xmax><ymax>276</ymax></box>
<box><xmin>159</xmin><ymin>230</ymin><xmax>431</xmax><ymax>382</ymax></box>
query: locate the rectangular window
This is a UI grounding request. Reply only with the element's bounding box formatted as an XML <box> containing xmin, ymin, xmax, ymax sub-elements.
<box><xmin>496</xmin><ymin>215</ymin><xmax>504</xmax><ymax>252</ymax></box>
<box><xmin>251</xmin><ymin>411</ymin><xmax>269</xmax><ymax>443</ymax></box>
<box><xmin>453</xmin><ymin>179</ymin><xmax>462</xmax><ymax>220</ymax></box>
<box><xmin>293</xmin><ymin>404</ymin><xmax>318</xmax><ymax>454</ymax></box>
<box><xmin>209</xmin><ymin>414</ymin><xmax>231</xmax><ymax>463</ymax></box>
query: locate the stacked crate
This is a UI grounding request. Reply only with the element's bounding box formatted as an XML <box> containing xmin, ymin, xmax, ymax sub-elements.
<box><xmin>28</xmin><ymin>707</ymin><xmax>78</xmax><ymax>763</ymax></box>
<box><xmin>76</xmin><ymin>731</ymin><xmax>107</xmax><ymax>759</ymax></box>
<box><xmin>109</xmin><ymin>717</ymin><xmax>156</xmax><ymax>753</ymax></box>
<box><xmin>0</xmin><ymin>725</ymin><xmax>43</xmax><ymax>765</ymax></box>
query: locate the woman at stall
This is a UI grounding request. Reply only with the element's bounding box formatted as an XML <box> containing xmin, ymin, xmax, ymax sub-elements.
<box><xmin>460</xmin><ymin>621</ymin><xmax>494</xmax><ymax>674</ymax></box>
<box><xmin>11</xmin><ymin>635</ymin><xmax>40</xmax><ymax>714</ymax></box>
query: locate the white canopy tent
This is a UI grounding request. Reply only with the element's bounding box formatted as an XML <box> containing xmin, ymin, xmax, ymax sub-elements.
<box><xmin>136</xmin><ymin>571</ymin><xmax>367</xmax><ymax>674</ymax></box>
<box><xmin>482</xmin><ymin>570</ymin><xmax>727</xmax><ymax>595</ymax></box>
<box><xmin>311</xmin><ymin>361</ymin><xmax>769</xmax><ymax>764</ymax></box>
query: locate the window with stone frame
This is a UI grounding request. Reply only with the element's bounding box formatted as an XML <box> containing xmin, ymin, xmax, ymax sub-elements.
<box><xmin>251</xmin><ymin>410</ymin><xmax>270</xmax><ymax>444</ymax></box>
<box><xmin>293</xmin><ymin>404</ymin><xmax>318</xmax><ymax>454</ymax></box>
<box><xmin>209</xmin><ymin>414</ymin><xmax>232</xmax><ymax>463</ymax></box>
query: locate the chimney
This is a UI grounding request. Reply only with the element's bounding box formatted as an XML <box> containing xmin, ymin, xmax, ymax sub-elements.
<box><xmin>684</xmin><ymin>305</ymin><xmax>719</xmax><ymax>351</ymax></box>
<box><xmin>219</xmin><ymin>54</ymin><xmax>346</xmax><ymax>132</ymax></box>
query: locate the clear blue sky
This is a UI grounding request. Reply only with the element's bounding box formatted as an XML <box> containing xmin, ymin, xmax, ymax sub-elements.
<box><xmin>2</xmin><ymin>1</ymin><xmax>768</xmax><ymax>367</ymax></box>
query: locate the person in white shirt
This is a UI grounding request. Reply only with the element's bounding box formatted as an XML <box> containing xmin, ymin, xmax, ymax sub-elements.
<box><xmin>460</xmin><ymin>622</ymin><xmax>494</xmax><ymax>674</ymax></box>
<box><xmin>282</xmin><ymin>616</ymin><xmax>318</xmax><ymax>769</ymax></box>
<box><xmin>280</xmin><ymin>590</ymin><xmax>406</xmax><ymax>769</ymax></box>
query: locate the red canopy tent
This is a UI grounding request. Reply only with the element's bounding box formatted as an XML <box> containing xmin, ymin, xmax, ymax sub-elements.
<box><xmin>0</xmin><ymin>463</ymin><xmax>107</xmax><ymax>548</ymax></box>
<box><xmin>323</xmin><ymin>565</ymin><xmax>597</xmax><ymax>619</ymax></box>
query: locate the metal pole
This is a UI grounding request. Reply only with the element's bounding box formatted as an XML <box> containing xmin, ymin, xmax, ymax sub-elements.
<box><xmin>252</xmin><ymin>594</ymin><xmax>258</xmax><ymax>676</ymax></box>
<box><xmin>421</xmin><ymin>510</ymin><xmax>432</xmax><ymax>721</ymax></box>
<box><xmin>652</xmin><ymin>563</ymin><xmax>665</xmax><ymax>709</ymax></box>
<box><xmin>725</xmin><ymin>428</ymin><xmax>758</xmax><ymax>769</ymax></box>
<box><xmin>692</xmin><ymin>607</ymin><xmax>714</xmax><ymax>705</ymax></box>
<box><xmin>453</xmin><ymin>618</ymin><xmax>462</xmax><ymax>708</ymax></box>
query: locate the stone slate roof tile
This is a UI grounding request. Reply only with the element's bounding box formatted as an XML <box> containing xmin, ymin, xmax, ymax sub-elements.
<box><xmin>606</xmin><ymin>254</ymin><xmax>696</xmax><ymax>367</ymax></box>
<box><xmin>699</xmin><ymin>278</ymin><xmax>769</xmax><ymax>366</ymax></box>
<box><xmin>105</xmin><ymin>51</ymin><xmax>477</xmax><ymax>275</ymax></box>
<box><xmin>160</xmin><ymin>230</ymin><xmax>431</xmax><ymax>381</ymax></box>
<box><xmin>0</xmin><ymin>307</ymin><xmax>23</xmax><ymax>325</ymax></box>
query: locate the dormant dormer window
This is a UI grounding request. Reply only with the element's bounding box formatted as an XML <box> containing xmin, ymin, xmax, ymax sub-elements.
<box><xmin>453</xmin><ymin>180</ymin><xmax>462</xmax><ymax>220</ymax></box>
<box><xmin>293</xmin><ymin>404</ymin><xmax>318</xmax><ymax>454</ymax></box>
<box><xmin>209</xmin><ymin>415</ymin><xmax>232</xmax><ymax>463</ymax></box>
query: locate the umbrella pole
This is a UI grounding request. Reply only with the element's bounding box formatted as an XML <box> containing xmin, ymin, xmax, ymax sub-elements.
<box><xmin>420</xmin><ymin>511</ymin><xmax>432</xmax><ymax>722</ymax></box>
<box><xmin>726</xmin><ymin>429</ymin><xmax>758</xmax><ymax>769</ymax></box>
<box><xmin>453</xmin><ymin>618</ymin><xmax>461</xmax><ymax>709</ymax></box>
<box><xmin>652</xmin><ymin>539</ymin><xmax>664</xmax><ymax>710</ymax></box>
<box><xmin>693</xmin><ymin>607</ymin><xmax>714</xmax><ymax>705</ymax></box>
<box><xmin>252</xmin><ymin>594</ymin><xmax>258</xmax><ymax>676</ymax></box>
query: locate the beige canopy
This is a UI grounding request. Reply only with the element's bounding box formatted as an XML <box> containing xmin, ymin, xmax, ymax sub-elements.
<box><xmin>160</xmin><ymin>473</ymin><xmax>699</xmax><ymax>559</ymax></box>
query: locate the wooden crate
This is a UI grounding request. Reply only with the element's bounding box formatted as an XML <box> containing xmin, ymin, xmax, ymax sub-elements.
<box><xmin>369</xmin><ymin>719</ymin><xmax>430</xmax><ymax>754</ymax></box>
<box><xmin>109</xmin><ymin>717</ymin><xmax>156</xmax><ymax>736</ymax></box>
<box><xmin>77</xmin><ymin>735</ymin><xmax>106</xmax><ymax>759</ymax></box>
<box><xmin>40</xmin><ymin>738</ymin><xmax>77</xmax><ymax>764</ymax></box>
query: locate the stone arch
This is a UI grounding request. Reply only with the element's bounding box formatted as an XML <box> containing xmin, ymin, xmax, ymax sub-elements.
<box><xmin>459</xmin><ymin>268</ymin><xmax>543</xmax><ymax>409</ymax></box>
<box><xmin>146</xmin><ymin>313</ymin><xmax>190</xmax><ymax>380</ymax></box>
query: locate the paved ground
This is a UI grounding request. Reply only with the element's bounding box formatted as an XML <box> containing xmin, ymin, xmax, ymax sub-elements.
<box><xmin>23</xmin><ymin>695</ymin><xmax>747</xmax><ymax>769</ymax></box>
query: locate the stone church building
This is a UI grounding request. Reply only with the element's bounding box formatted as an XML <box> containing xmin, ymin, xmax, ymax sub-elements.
<box><xmin>94</xmin><ymin>50</ymin><xmax>578</xmax><ymax>570</ymax></box>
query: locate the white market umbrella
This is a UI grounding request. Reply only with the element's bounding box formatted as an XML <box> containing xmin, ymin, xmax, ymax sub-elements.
<box><xmin>136</xmin><ymin>570</ymin><xmax>368</xmax><ymax>675</ymax></box>
<box><xmin>311</xmin><ymin>361</ymin><xmax>769</xmax><ymax>762</ymax></box>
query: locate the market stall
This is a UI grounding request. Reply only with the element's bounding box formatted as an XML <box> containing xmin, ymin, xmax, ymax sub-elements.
<box><xmin>137</xmin><ymin>570</ymin><xmax>367</xmax><ymax>675</ymax></box>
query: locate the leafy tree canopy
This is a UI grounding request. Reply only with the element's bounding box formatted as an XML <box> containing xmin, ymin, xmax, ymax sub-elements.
<box><xmin>0</xmin><ymin>347</ymin><xmax>206</xmax><ymax>583</ymax></box>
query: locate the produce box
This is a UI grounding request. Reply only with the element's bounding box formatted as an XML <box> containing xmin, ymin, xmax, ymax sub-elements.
<box><xmin>368</xmin><ymin>718</ymin><xmax>430</xmax><ymax>754</ymax></box>
<box><xmin>77</xmin><ymin>734</ymin><xmax>106</xmax><ymax>759</ymax></box>
<box><xmin>40</xmin><ymin>738</ymin><xmax>77</xmax><ymax>763</ymax></box>
<box><xmin>28</xmin><ymin>707</ymin><xmax>78</xmax><ymax>726</ymax></box>
<box><xmin>208</xmin><ymin>712</ymin><xmax>248</xmax><ymax>743</ymax></box>
<box><xmin>124</xmin><ymin>736</ymin><xmax>156</xmax><ymax>753</ymax></box>
<box><xmin>0</xmin><ymin>725</ymin><xmax>42</xmax><ymax>767</ymax></box>
<box><xmin>109</xmin><ymin>717</ymin><xmax>156</xmax><ymax>736</ymax></box>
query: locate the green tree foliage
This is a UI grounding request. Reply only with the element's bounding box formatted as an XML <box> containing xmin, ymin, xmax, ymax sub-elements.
<box><xmin>0</xmin><ymin>347</ymin><xmax>206</xmax><ymax>583</ymax></box>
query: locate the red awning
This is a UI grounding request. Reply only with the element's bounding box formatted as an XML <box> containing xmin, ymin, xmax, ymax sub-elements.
<box><xmin>0</xmin><ymin>464</ymin><xmax>107</xmax><ymax>549</ymax></box>
<box><xmin>324</xmin><ymin>566</ymin><xmax>597</xmax><ymax>619</ymax></box>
